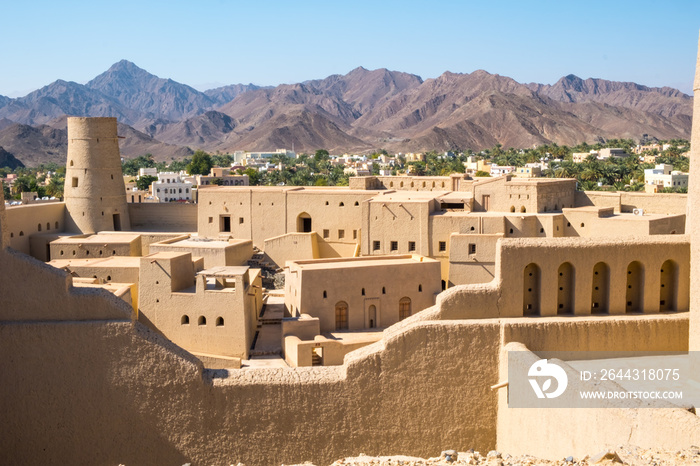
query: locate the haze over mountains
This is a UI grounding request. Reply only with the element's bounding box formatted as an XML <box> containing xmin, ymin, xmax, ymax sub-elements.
<box><xmin>0</xmin><ymin>60</ymin><xmax>692</xmax><ymax>166</ymax></box>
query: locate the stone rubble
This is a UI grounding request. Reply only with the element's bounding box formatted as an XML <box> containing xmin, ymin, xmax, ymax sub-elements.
<box><xmin>282</xmin><ymin>445</ymin><xmax>700</xmax><ymax>466</ymax></box>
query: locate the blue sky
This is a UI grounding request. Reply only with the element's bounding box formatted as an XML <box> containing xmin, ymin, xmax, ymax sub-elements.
<box><xmin>2</xmin><ymin>0</ymin><xmax>699</xmax><ymax>97</ymax></box>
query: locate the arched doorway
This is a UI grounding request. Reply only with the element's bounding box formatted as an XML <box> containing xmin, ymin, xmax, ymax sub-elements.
<box><xmin>335</xmin><ymin>301</ymin><xmax>348</xmax><ymax>330</ymax></box>
<box><xmin>591</xmin><ymin>262</ymin><xmax>609</xmax><ymax>314</ymax></box>
<box><xmin>297</xmin><ymin>212</ymin><xmax>312</xmax><ymax>233</ymax></box>
<box><xmin>399</xmin><ymin>297</ymin><xmax>411</xmax><ymax>320</ymax></box>
<box><xmin>368</xmin><ymin>305</ymin><xmax>376</xmax><ymax>328</ymax></box>
<box><xmin>523</xmin><ymin>263</ymin><xmax>541</xmax><ymax>316</ymax></box>
<box><xmin>660</xmin><ymin>260</ymin><xmax>678</xmax><ymax>311</ymax></box>
<box><xmin>626</xmin><ymin>261</ymin><xmax>644</xmax><ymax>313</ymax></box>
<box><xmin>557</xmin><ymin>262</ymin><xmax>575</xmax><ymax>315</ymax></box>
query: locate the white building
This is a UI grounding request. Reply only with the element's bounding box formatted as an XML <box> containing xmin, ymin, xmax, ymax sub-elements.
<box><xmin>490</xmin><ymin>164</ymin><xmax>515</xmax><ymax>177</ymax></box>
<box><xmin>151</xmin><ymin>172</ymin><xmax>194</xmax><ymax>203</ymax></box>
<box><xmin>138</xmin><ymin>167</ymin><xmax>157</xmax><ymax>178</ymax></box>
<box><xmin>644</xmin><ymin>164</ymin><xmax>689</xmax><ymax>189</ymax></box>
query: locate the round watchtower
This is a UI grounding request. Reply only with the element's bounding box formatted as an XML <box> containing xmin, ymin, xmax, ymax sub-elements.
<box><xmin>64</xmin><ymin>117</ymin><xmax>130</xmax><ymax>234</ymax></box>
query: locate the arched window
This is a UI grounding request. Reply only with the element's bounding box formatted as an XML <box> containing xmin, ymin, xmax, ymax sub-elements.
<box><xmin>198</xmin><ymin>316</ymin><xmax>207</xmax><ymax>325</ymax></box>
<box><xmin>591</xmin><ymin>262</ymin><xmax>610</xmax><ymax>314</ymax></box>
<box><xmin>382</xmin><ymin>286</ymin><xmax>386</xmax><ymax>294</ymax></box>
<box><xmin>557</xmin><ymin>262</ymin><xmax>574</xmax><ymax>314</ymax></box>
<box><xmin>354</xmin><ymin>201</ymin><xmax>359</xmax><ymax>206</ymax></box>
<box><xmin>216</xmin><ymin>317</ymin><xmax>224</xmax><ymax>326</ymax></box>
<box><xmin>335</xmin><ymin>301</ymin><xmax>348</xmax><ymax>330</ymax></box>
<box><xmin>323</xmin><ymin>290</ymin><xmax>327</xmax><ymax>298</ymax></box>
<box><xmin>46</xmin><ymin>223</ymin><xmax>50</xmax><ymax>230</ymax></box>
<box><xmin>37</xmin><ymin>223</ymin><xmax>41</xmax><ymax>232</ymax></box>
<box><xmin>19</xmin><ymin>231</ymin><xmax>24</xmax><ymax>236</ymax></box>
<box><xmin>660</xmin><ymin>260</ymin><xmax>678</xmax><ymax>311</ymax></box>
<box><xmin>523</xmin><ymin>263</ymin><xmax>541</xmax><ymax>316</ymax></box>
<box><xmin>418</xmin><ymin>284</ymin><xmax>422</xmax><ymax>292</ymax></box>
<box><xmin>361</xmin><ymin>288</ymin><xmax>365</xmax><ymax>296</ymax></box>
<box><xmin>399</xmin><ymin>297</ymin><xmax>411</xmax><ymax>320</ymax></box>
<box><xmin>510</xmin><ymin>206</ymin><xmax>515</xmax><ymax>212</ymax></box>
<box><xmin>520</xmin><ymin>206</ymin><xmax>526</xmax><ymax>213</ymax></box>
<box><xmin>181</xmin><ymin>315</ymin><xmax>190</xmax><ymax>325</ymax></box>
<box><xmin>368</xmin><ymin>304</ymin><xmax>377</xmax><ymax>328</ymax></box>
<box><xmin>626</xmin><ymin>261</ymin><xmax>644</xmax><ymax>313</ymax></box>
<box><xmin>55</xmin><ymin>222</ymin><xmax>59</xmax><ymax>229</ymax></box>
<box><xmin>339</xmin><ymin>202</ymin><xmax>344</xmax><ymax>207</ymax></box>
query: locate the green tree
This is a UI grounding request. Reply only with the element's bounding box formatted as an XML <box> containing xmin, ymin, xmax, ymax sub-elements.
<box><xmin>186</xmin><ymin>151</ymin><xmax>214</xmax><ymax>175</ymax></box>
<box><xmin>136</xmin><ymin>175</ymin><xmax>158</xmax><ymax>191</ymax></box>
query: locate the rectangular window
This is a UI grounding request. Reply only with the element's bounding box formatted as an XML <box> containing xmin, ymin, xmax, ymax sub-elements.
<box><xmin>408</xmin><ymin>241</ymin><xmax>416</xmax><ymax>252</ymax></box>
<box><xmin>239</xmin><ymin>217</ymin><xmax>244</xmax><ymax>224</ymax></box>
<box><xmin>439</xmin><ymin>241</ymin><xmax>446</xmax><ymax>252</ymax></box>
<box><xmin>72</xmin><ymin>177</ymin><xmax>78</xmax><ymax>188</ymax></box>
<box><xmin>353</xmin><ymin>230</ymin><xmax>358</xmax><ymax>240</ymax></box>
<box><xmin>373</xmin><ymin>240</ymin><xmax>381</xmax><ymax>251</ymax></box>
<box><xmin>208</xmin><ymin>217</ymin><xmax>213</xmax><ymax>224</ymax></box>
<box><xmin>391</xmin><ymin>241</ymin><xmax>398</xmax><ymax>251</ymax></box>
<box><xmin>338</xmin><ymin>229</ymin><xmax>345</xmax><ymax>239</ymax></box>
<box><xmin>220</xmin><ymin>216</ymin><xmax>231</xmax><ymax>232</ymax></box>
<box><xmin>323</xmin><ymin>229</ymin><xmax>330</xmax><ymax>239</ymax></box>
<box><xmin>469</xmin><ymin>243</ymin><xmax>476</xmax><ymax>254</ymax></box>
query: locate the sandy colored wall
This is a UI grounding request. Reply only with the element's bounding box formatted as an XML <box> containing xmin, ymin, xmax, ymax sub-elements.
<box><xmin>690</xmin><ymin>32</ymin><xmax>700</xmax><ymax>354</ymax></box>
<box><xmin>364</xmin><ymin>198</ymin><xmax>433</xmax><ymax>256</ymax></box>
<box><xmin>128</xmin><ymin>202</ymin><xmax>197</xmax><ymax>232</ymax></box>
<box><xmin>496</xmin><ymin>341</ymin><xmax>698</xmax><ymax>460</ymax></box>
<box><xmin>197</xmin><ymin>188</ymin><xmax>373</xmax><ymax>251</ymax></box>
<box><xmin>137</xmin><ymin>254</ymin><xmax>262</xmax><ymax>359</ymax></box>
<box><xmin>265</xmin><ymin>232</ymin><xmax>320</xmax><ymax>268</ymax></box>
<box><xmin>576</xmin><ymin>191</ymin><xmax>687</xmax><ymax>215</ymax></box>
<box><xmin>5</xmin><ymin>203</ymin><xmax>65</xmax><ymax>254</ymax></box>
<box><xmin>448</xmin><ymin>233</ymin><xmax>502</xmax><ymax>285</ymax></box>
<box><xmin>286</xmin><ymin>334</ymin><xmax>383</xmax><ymax>367</ymax></box>
<box><xmin>50</xmin><ymin>235</ymin><xmax>141</xmax><ymax>259</ymax></box>
<box><xmin>286</xmin><ymin>257</ymin><xmax>442</xmax><ymax>333</ymax></box>
<box><xmin>433</xmin><ymin>236</ymin><xmax>690</xmax><ymax>320</ymax></box>
<box><xmin>0</xmin><ymin>306</ymin><xmax>502</xmax><ymax>465</ymax></box>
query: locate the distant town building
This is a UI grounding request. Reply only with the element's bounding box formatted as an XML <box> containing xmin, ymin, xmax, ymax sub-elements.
<box><xmin>598</xmin><ymin>148</ymin><xmax>629</xmax><ymax>160</ymax></box>
<box><xmin>644</xmin><ymin>163</ymin><xmax>689</xmax><ymax>191</ymax></box>
<box><xmin>490</xmin><ymin>164</ymin><xmax>515</xmax><ymax>177</ymax></box>
<box><xmin>152</xmin><ymin>172</ymin><xmax>194</xmax><ymax>203</ymax></box>
<box><xmin>572</xmin><ymin>151</ymin><xmax>598</xmax><ymax>163</ymax></box>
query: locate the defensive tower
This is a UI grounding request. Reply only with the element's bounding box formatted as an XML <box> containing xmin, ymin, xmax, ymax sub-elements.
<box><xmin>63</xmin><ymin>117</ymin><xmax>130</xmax><ymax>234</ymax></box>
<box><xmin>689</xmin><ymin>31</ymin><xmax>700</xmax><ymax>351</ymax></box>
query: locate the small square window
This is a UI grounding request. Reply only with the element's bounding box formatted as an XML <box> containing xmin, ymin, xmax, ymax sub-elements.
<box><xmin>439</xmin><ymin>241</ymin><xmax>446</xmax><ymax>252</ymax></box>
<box><xmin>208</xmin><ymin>217</ymin><xmax>213</xmax><ymax>224</ymax></box>
<box><xmin>239</xmin><ymin>217</ymin><xmax>244</xmax><ymax>224</ymax></box>
<box><xmin>469</xmin><ymin>244</ymin><xmax>476</xmax><ymax>254</ymax></box>
<box><xmin>390</xmin><ymin>241</ymin><xmax>398</xmax><ymax>251</ymax></box>
<box><xmin>408</xmin><ymin>241</ymin><xmax>416</xmax><ymax>252</ymax></box>
<box><xmin>373</xmin><ymin>240</ymin><xmax>380</xmax><ymax>251</ymax></box>
<box><xmin>323</xmin><ymin>229</ymin><xmax>330</xmax><ymax>239</ymax></box>
<box><xmin>338</xmin><ymin>229</ymin><xmax>345</xmax><ymax>239</ymax></box>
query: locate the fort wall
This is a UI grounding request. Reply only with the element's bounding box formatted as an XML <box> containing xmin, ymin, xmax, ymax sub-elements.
<box><xmin>128</xmin><ymin>202</ymin><xmax>197</xmax><ymax>232</ymax></box>
<box><xmin>689</xmin><ymin>31</ymin><xmax>700</xmax><ymax>353</ymax></box>
<box><xmin>4</xmin><ymin>202</ymin><xmax>65</xmax><ymax>254</ymax></box>
<box><xmin>497</xmin><ymin>342</ymin><xmax>699</xmax><ymax>459</ymax></box>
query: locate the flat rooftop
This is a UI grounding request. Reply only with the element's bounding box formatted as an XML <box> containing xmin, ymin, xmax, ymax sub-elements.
<box><xmin>49</xmin><ymin>256</ymin><xmax>141</xmax><ymax>269</ymax></box>
<box><xmin>51</xmin><ymin>233</ymin><xmax>141</xmax><ymax>244</ymax></box>
<box><xmin>289</xmin><ymin>254</ymin><xmax>437</xmax><ymax>270</ymax></box>
<box><xmin>157</xmin><ymin>238</ymin><xmax>249</xmax><ymax>249</ymax></box>
<box><xmin>198</xmin><ymin>266</ymin><xmax>250</xmax><ymax>277</ymax></box>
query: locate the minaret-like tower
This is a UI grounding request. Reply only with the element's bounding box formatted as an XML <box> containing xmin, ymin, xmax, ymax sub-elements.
<box><xmin>64</xmin><ymin>117</ymin><xmax>130</xmax><ymax>234</ymax></box>
<box><xmin>689</xmin><ymin>31</ymin><xmax>700</xmax><ymax>352</ymax></box>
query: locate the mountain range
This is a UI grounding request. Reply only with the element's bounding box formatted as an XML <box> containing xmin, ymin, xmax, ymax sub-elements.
<box><xmin>0</xmin><ymin>60</ymin><xmax>693</xmax><ymax>166</ymax></box>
